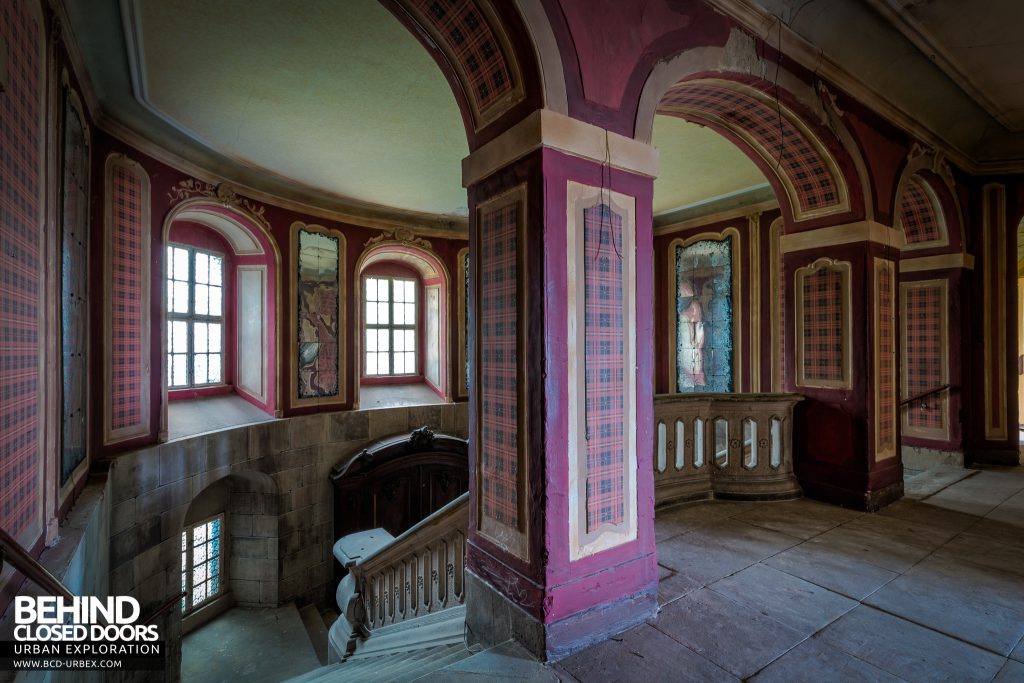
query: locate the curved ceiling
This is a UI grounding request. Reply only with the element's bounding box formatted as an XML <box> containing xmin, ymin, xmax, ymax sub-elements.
<box><xmin>126</xmin><ymin>0</ymin><xmax>469</xmax><ymax>217</ymax></box>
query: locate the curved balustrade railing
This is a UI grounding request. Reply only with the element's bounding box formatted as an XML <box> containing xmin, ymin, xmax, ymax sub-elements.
<box><xmin>653</xmin><ymin>393</ymin><xmax>803</xmax><ymax>506</ymax></box>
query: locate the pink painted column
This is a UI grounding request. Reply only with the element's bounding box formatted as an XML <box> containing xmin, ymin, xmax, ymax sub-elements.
<box><xmin>462</xmin><ymin>111</ymin><xmax>660</xmax><ymax>660</ymax></box>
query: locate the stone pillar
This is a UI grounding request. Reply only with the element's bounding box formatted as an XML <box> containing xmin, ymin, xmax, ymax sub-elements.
<box><xmin>781</xmin><ymin>222</ymin><xmax>905</xmax><ymax>510</ymax></box>
<box><xmin>461</xmin><ymin>110</ymin><xmax>659</xmax><ymax>660</ymax></box>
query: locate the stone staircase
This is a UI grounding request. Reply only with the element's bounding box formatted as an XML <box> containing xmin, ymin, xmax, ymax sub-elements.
<box><xmin>285</xmin><ymin>641</ymin><xmax>476</xmax><ymax>683</ymax></box>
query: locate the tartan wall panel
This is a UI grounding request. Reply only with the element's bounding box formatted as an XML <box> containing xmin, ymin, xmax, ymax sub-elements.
<box><xmin>801</xmin><ymin>267</ymin><xmax>845</xmax><ymax>383</ymax></box>
<box><xmin>410</xmin><ymin>0</ymin><xmax>513</xmax><ymax>112</ymax></box>
<box><xmin>899</xmin><ymin>177</ymin><xmax>942</xmax><ymax>244</ymax></box>
<box><xmin>904</xmin><ymin>284</ymin><xmax>944</xmax><ymax>430</ymax></box>
<box><xmin>876</xmin><ymin>261</ymin><xmax>896</xmax><ymax>450</ymax></box>
<box><xmin>296</xmin><ymin>230</ymin><xmax>340</xmax><ymax>399</ymax></box>
<box><xmin>675</xmin><ymin>239</ymin><xmax>733</xmax><ymax>393</ymax></box>
<box><xmin>108</xmin><ymin>165</ymin><xmax>147</xmax><ymax>433</ymax></box>
<box><xmin>61</xmin><ymin>92</ymin><xmax>90</xmax><ymax>484</ymax></box>
<box><xmin>0</xmin><ymin>0</ymin><xmax>43</xmax><ymax>540</ymax></box>
<box><xmin>659</xmin><ymin>82</ymin><xmax>841</xmax><ymax>216</ymax></box>
<box><xmin>479</xmin><ymin>202</ymin><xmax>519</xmax><ymax>528</ymax></box>
<box><xmin>584</xmin><ymin>205</ymin><xmax>626</xmax><ymax>532</ymax></box>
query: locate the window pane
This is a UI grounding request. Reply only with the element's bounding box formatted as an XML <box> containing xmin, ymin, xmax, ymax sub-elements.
<box><xmin>192</xmin><ymin>583</ymin><xmax>207</xmax><ymax>606</ymax></box>
<box><xmin>377</xmin><ymin>329</ymin><xmax>390</xmax><ymax>351</ymax></box>
<box><xmin>194</xmin><ymin>322</ymin><xmax>208</xmax><ymax>353</ymax></box>
<box><xmin>377</xmin><ymin>302</ymin><xmax>389</xmax><ymax>325</ymax></box>
<box><xmin>209</xmin><ymin>285</ymin><xmax>222</xmax><ymax>317</ymax></box>
<box><xmin>394</xmin><ymin>280</ymin><xmax>405</xmax><ymax>303</ymax></box>
<box><xmin>195</xmin><ymin>252</ymin><xmax>209</xmax><ymax>284</ymax></box>
<box><xmin>193</xmin><ymin>525</ymin><xmax>207</xmax><ymax>546</ymax></box>
<box><xmin>195</xmin><ymin>543</ymin><xmax>207</xmax><ymax>565</ymax></box>
<box><xmin>367</xmin><ymin>300</ymin><xmax>378</xmax><ymax>325</ymax></box>
<box><xmin>171</xmin><ymin>321</ymin><xmax>187</xmax><ymax>353</ymax></box>
<box><xmin>366</xmin><ymin>329</ymin><xmax>377</xmax><ymax>352</ymax></box>
<box><xmin>210</xmin><ymin>576</ymin><xmax>220</xmax><ymax>595</ymax></box>
<box><xmin>195</xmin><ymin>284</ymin><xmax>209</xmax><ymax>316</ymax></box>
<box><xmin>172</xmin><ymin>355</ymin><xmax>187</xmax><ymax>387</ymax></box>
<box><xmin>366</xmin><ymin>278</ymin><xmax>378</xmax><ymax>302</ymax></box>
<box><xmin>404</xmin><ymin>330</ymin><xmax>415</xmax><ymax>352</ymax></box>
<box><xmin>367</xmin><ymin>353</ymin><xmax>378</xmax><ymax>376</ymax></box>
<box><xmin>404</xmin><ymin>352</ymin><xmax>415</xmax><ymax>374</ymax></box>
<box><xmin>405</xmin><ymin>303</ymin><xmax>415</xmax><ymax>325</ymax></box>
<box><xmin>209</xmin><ymin>255</ymin><xmax>223</xmax><ymax>287</ymax></box>
<box><xmin>394</xmin><ymin>301</ymin><xmax>404</xmax><ymax>325</ymax></box>
<box><xmin>395</xmin><ymin>330</ymin><xmax>405</xmax><ymax>352</ymax></box>
<box><xmin>405</xmin><ymin>280</ymin><xmax>415</xmax><ymax>302</ymax></box>
<box><xmin>195</xmin><ymin>354</ymin><xmax>209</xmax><ymax>385</ymax></box>
<box><xmin>208</xmin><ymin>323</ymin><xmax>221</xmax><ymax>352</ymax></box>
<box><xmin>173</xmin><ymin>281</ymin><xmax>189</xmax><ymax>314</ymax></box>
<box><xmin>173</xmin><ymin>247</ymin><xmax>189</xmax><ymax>281</ymax></box>
<box><xmin>208</xmin><ymin>354</ymin><xmax>222</xmax><ymax>383</ymax></box>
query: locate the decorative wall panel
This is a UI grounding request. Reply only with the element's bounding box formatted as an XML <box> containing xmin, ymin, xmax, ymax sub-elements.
<box><xmin>477</xmin><ymin>195</ymin><xmax>521</xmax><ymax>533</ymax></box>
<box><xmin>104</xmin><ymin>155</ymin><xmax>151</xmax><ymax>444</ymax></box>
<box><xmin>898</xmin><ymin>177</ymin><xmax>944</xmax><ymax>246</ymax></box>
<box><xmin>459</xmin><ymin>248</ymin><xmax>469</xmax><ymax>394</ymax></box>
<box><xmin>583</xmin><ymin>203</ymin><xmax>626</xmax><ymax>531</ymax></box>
<box><xmin>659</xmin><ymin>79</ymin><xmax>847</xmax><ymax>220</ymax></box>
<box><xmin>567</xmin><ymin>182</ymin><xmax>637</xmax><ymax>561</ymax></box>
<box><xmin>426</xmin><ymin>285</ymin><xmax>441</xmax><ymax>388</ymax></box>
<box><xmin>236</xmin><ymin>266</ymin><xmax>267</xmax><ymax>402</ymax></box>
<box><xmin>874</xmin><ymin>259</ymin><xmax>897</xmax><ymax>459</ymax></box>
<box><xmin>672</xmin><ymin>237</ymin><xmax>735</xmax><ymax>393</ymax></box>
<box><xmin>60</xmin><ymin>88</ymin><xmax>90</xmax><ymax>483</ymax></box>
<box><xmin>291</xmin><ymin>224</ymin><xmax>345</xmax><ymax>407</ymax></box>
<box><xmin>0</xmin><ymin>0</ymin><xmax>43</xmax><ymax>541</ymax></box>
<box><xmin>795</xmin><ymin>259</ymin><xmax>850</xmax><ymax>388</ymax></box>
<box><xmin>901</xmin><ymin>280</ymin><xmax>948</xmax><ymax>439</ymax></box>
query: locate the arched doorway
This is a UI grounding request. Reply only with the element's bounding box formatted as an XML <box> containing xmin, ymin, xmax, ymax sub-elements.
<box><xmin>160</xmin><ymin>198</ymin><xmax>282</xmax><ymax>440</ymax></box>
<box><xmin>354</xmin><ymin>239</ymin><xmax>452</xmax><ymax>408</ymax></box>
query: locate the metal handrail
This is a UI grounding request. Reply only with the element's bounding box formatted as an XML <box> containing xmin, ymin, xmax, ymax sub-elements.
<box><xmin>900</xmin><ymin>384</ymin><xmax>951</xmax><ymax>407</ymax></box>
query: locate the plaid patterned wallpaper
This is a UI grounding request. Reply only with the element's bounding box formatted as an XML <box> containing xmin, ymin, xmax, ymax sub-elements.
<box><xmin>904</xmin><ymin>284</ymin><xmax>944</xmax><ymax>430</ymax></box>
<box><xmin>801</xmin><ymin>267</ymin><xmax>845</xmax><ymax>383</ymax></box>
<box><xmin>108</xmin><ymin>164</ymin><xmax>147</xmax><ymax>432</ymax></box>
<box><xmin>0</xmin><ymin>0</ymin><xmax>42</xmax><ymax>540</ymax></box>
<box><xmin>411</xmin><ymin>0</ymin><xmax>513</xmax><ymax>112</ymax></box>
<box><xmin>479</xmin><ymin>202</ymin><xmax>519</xmax><ymax>528</ymax></box>
<box><xmin>660</xmin><ymin>81</ymin><xmax>841</xmax><ymax>216</ymax></box>
<box><xmin>899</xmin><ymin>177</ymin><xmax>942</xmax><ymax>245</ymax></box>
<box><xmin>583</xmin><ymin>205</ymin><xmax>626</xmax><ymax>532</ymax></box>
<box><xmin>876</xmin><ymin>262</ymin><xmax>896</xmax><ymax>449</ymax></box>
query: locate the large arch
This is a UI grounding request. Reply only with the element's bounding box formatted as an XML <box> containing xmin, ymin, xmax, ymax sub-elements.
<box><xmin>159</xmin><ymin>195</ymin><xmax>283</xmax><ymax>440</ymax></box>
<box><xmin>353</xmin><ymin>236</ymin><xmax>453</xmax><ymax>404</ymax></box>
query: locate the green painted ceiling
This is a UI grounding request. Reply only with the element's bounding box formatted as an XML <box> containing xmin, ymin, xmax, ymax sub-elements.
<box><xmin>130</xmin><ymin>0</ymin><xmax>767</xmax><ymax>221</ymax></box>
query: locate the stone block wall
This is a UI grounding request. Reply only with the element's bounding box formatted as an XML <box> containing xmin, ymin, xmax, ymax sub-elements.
<box><xmin>105</xmin><ymin>402</ymin><xmax>468</xmax><ymax>681</ymax></box>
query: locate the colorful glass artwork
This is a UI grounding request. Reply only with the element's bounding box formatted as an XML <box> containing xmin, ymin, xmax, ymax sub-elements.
<box><xmin>297</xmin><ymin>230</ymin><xmax>340</xmax><ymax>398</ymax></box>
<box><xmin>675</xmin><ymin>238</ymin><xmax>733</xmax><ymax>393</ymax></box>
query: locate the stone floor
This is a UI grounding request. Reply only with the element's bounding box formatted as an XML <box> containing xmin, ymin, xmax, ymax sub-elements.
<box><xmin>550</xmin><ymin>465</ymin><xmax>1024</xmax><ymax>682</ymax></box>
<box><xmin>182</xmin><ymin>604</ymin><xmax>320</xmax><ymax>683</ymax></box>
<box><xmin>168</xmin><ymin>393</ymin><xmax>276</xmax><ymax>440</ymax></box>
<box><xmin>359</xmin><ymin>382</ymin><xmax>446</xmax><ymax>409</ymax></box>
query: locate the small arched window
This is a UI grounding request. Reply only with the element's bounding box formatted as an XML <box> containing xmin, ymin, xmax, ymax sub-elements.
<box><xmin>364</xmin><ymin>275</ymin><xmax>418</xmax><ymax>376</ymax></box>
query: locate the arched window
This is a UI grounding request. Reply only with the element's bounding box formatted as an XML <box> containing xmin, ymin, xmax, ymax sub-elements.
<box><xmin>364</xmin><ymin>274</ymin><xmax>418</xmax><ymax>376</ymax></box>
<box><xmin>166</xmin><ymin>244</ymin><xmax>225</xmax><ymax>388</ymax></box>
<box><xmin>181</xmin><ymin>514</ymin><xmax>225</xmax><ymax>613</ymax></box>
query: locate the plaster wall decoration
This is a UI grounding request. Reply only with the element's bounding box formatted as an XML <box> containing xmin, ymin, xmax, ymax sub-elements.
<box><xmin>901</xmin><ymin>279</ymin><xmax>949</xmax><ymax>441</ymax></box>
<box><xmin>290</xmin><ymin>223</ymin><xmax>346</xmax><ymax>408</ymax></box>
<box><xmin>658</xmin><ymin>79</ymin><xmax>850</xmax><ymax>221</ymax></box>
<box><xmin>60</xmin><ymin>85</ymin><xmax>91</xmax><ymax>485</ymax></box>
<box><xmin>364</xmin><ymin>227</ymin><xmax>433</xmax><ymax>250</ymax></box>
<box><xmin>404</xmin><ymin>0</ymin><xmax>525</xmax><ymax>131</ymax></box>
<box><xmin>103</xmin><ymin>154</ymin><xmax>152</xmax><ymax>444</ymax></box>
<box><xmin>794</xmin><ymin>258</ymin><xmax>852</xmax><ymax>389</ymax></box>
<box><xmin>0</xmin><ymin>0</ymin><xmax>44</xmax><ymax>543</ymax></box>
<box><xmin>168</xmin><ymin>180</ymin><xmax>269</xmax><ymax>229</ymax></box>
<box><xmin>474</xmin><ymin>185</ymin><xmax>528</xmax><ymax>560</ymax></box>
<box><xmin>874</xmin><ymin>258</ymin><xmax>897</xmax><ymax>460</ymax></box>
<box><xmin>566</xmin><ymin>182</ymin><xmax>638</xmax><ymax>561</ymax></box>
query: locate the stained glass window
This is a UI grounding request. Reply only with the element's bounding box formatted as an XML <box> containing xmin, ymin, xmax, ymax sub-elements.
<box><xmin>675</xmin><ymin>238</ymin><xmax>734</xmax><ymax>392</ymax></box>
<box><xmin>167</xmin><ymin>245</ymin><xmax>224</xmax><ymax>387</ymax></box>
<box><xmin>181</xmin><ymin>515</ymin><xmax>224</xmax><ymax>613</ymax></box>
<box><xmin>364</xmin><ymin>276</ymin><xmax>417</xmax><ymax>376</ymax></box>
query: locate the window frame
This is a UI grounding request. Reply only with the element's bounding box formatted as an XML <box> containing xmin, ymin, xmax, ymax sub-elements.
<box><xmin>167</xmin><ymin>243</ymin><xmax>226</xmax><ymax>389</ymax></box>
<box><xmin>363</xmin><ymin>274</ymin><xmax>420</xmax><ymax>378</ymax></box>
<box><xmin>180</xmin><ymin>513</ymin><xmax>226</xmax><ymax>615</ymax></box>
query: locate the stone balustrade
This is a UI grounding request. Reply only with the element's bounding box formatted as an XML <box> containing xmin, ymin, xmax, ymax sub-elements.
<box><xmin>653</xmin><ymin>393</ymin><xmax>803</xmax><ymax>506</ymax></box>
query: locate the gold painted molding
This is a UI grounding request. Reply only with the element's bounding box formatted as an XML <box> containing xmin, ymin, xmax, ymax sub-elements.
<box><xmin>666</xmin><ymin>228</ymin><xmax>744</xmax><ymax>395</ymax></box>
<box><xmin>899</xmin><ymin>253</ymin><xmax>975</xmax><ymax>273</ymax></box>
<box><xmin>768</xmin><ymin>217</ymin><xmax>785</xmax><ymax>391</ymax></box>
<box><xmin>654</xmin><ymin>199</ymin><xmax>779</xmax><ymax>236</ymax></box>
<box><xmin>780</xmin><ymin>221</ymin><xmax>905</xmax><ymax>254</ymax></box>
<box><xmin>749</xmin><ymin>213</ymin><xmax>761</xmax><ymax>393</ymax></box>
<box><xmin>462</xmin><ymin>109</ymin><xmax>660</xmax><ymax>187</ymax></box>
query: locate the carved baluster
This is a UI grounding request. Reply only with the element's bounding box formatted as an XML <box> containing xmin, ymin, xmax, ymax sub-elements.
<box><xmin>444</xmin><ymin>538</ymin><xmax>456</xmax><ymax>609</ymax></box>
<box><xmin>430</xmin><ymin>541</ymin><xmax>442</xmax><ymax>611</ymax></box>
<box><xmin>452</xmin><ymin>531</ymin><xmax>465</xmax><ymax>602</ymax></box>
